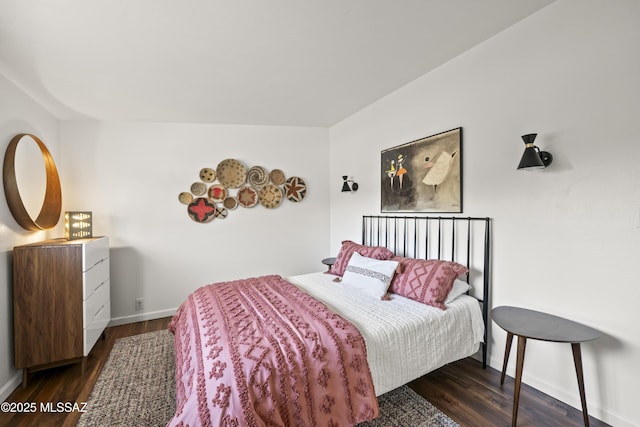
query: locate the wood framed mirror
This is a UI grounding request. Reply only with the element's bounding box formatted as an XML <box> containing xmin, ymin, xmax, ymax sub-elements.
<box><xmin>3</xmin><ymin>134</ymin><xmax>62</xmax><ymax>230</ymax></box>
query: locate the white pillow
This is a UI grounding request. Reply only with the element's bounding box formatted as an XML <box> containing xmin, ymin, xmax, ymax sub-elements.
<box><xmin>445</xmin><ymin>279</ymin><xmax>470</xmax><ymax>304</ymax></box>
<box><xmin>342</xmin><ymin>252</ymin><xmax>399</xmax><ymax>299</ymax></box>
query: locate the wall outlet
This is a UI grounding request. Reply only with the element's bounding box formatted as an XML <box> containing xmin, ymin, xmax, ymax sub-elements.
<box><xmin>135</xmin><ymin>298</ymin><xmax>144</xmax><ymax>310</ymax></box>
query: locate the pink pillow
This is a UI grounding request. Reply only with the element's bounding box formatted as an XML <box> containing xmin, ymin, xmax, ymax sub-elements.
<box><xmin>329</xmin><ymin>240</ymin><xmax>394</xmax><ymax>277</ymax></box>
<box><xmin>390</xmin><ymin>257</ymin><xmax>468</xmax><ymax>310</ymax></box>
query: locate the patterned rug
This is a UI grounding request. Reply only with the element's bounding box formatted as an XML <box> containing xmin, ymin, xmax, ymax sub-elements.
<box><xmin>77</xmin><ymin>330</ymin><xmax>460</xmax><ymax>427</ymax></box>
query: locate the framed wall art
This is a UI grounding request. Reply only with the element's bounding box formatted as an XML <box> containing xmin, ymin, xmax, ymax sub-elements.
<box><xmin>381</xmin><ymin>127</ymin><xmax>462</xmax><ymax>213</ymax></box>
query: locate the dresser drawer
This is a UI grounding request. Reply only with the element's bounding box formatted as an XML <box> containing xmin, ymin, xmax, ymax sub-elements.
<box><xmin>83</xmin><ymin>278</ymin><xmax>110</xmax><ymax>355</ymax></box>
<box><xmin>82</xmin><ymin>236</ymin><xmax>109</xmax><ymax>272</ymax></box>
<box><xmin>83</xmin><ymin>257</ymin><xmax>109</xmax><ymax>300</ymax></box>
<box><xmin>84</xmin><ymin>278</ymin><xmax>110</xmax><ymax>326</ymax></box>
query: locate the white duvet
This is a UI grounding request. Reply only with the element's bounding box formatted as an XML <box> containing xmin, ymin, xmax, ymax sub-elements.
<box><xmin>287</xmin><ymin>271</ymin><xmax>485</xmax><ymax>396</ymax></box>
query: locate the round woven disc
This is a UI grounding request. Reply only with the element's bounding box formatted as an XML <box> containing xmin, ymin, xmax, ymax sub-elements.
<box><xmin>284</xmin><ymin>176</ymin><xmax>307</xmax><ymax>202</ymax></box>
<box><xmin>216</xmin><ymin>159</ymin><xmax>247</xmax><ymax>189</ymax></box>
<box><xmin>270</xmin><ymin>169</ymin><xmax>286</xmax><ymax>185</ymax></box>
<box><xmin>190</xmin><ymin>182</ymin><xmax>207</xmax><ymax>196</ymax></box>
<box><xmin>214</xmin><ymin>207</ymin><xmax>228</xmax><ymax>219</ymax></box>
<box><xmin>223</xmin><ymin>196</ymin><xmax>238</xmax><ymax>210</ymax></box>
<box><xmin>247</xmin><ymin>165</ymin><xmax>269</xmax><ymax>187</ymax></box>
<box><xmin>258</xmin><ymin>184</ymin><xmax>283</xmax><ymax>208</ymax></box>
<box><xmin>187</xmin><ymin>197</ymin><xmax>216</xmax><ymax>223</ymax></box>
<box><xmin>199</xmin><ymin>167</ymin><xmax>216</xmax><ymax>183</ymax></box>
<box><xmin>237</xmin><ymin>186</ymin><xmax>258</xmax><ymax>208</ymax></box>
<box><xmin>208</xmin><ymin>184</ymin><xmax>227</xmax><ymax>201</ymax></box>
<box><xmin>178</xmin><ymin>192</ymin><xmax>193</xmax><ymax>205</ymax></box>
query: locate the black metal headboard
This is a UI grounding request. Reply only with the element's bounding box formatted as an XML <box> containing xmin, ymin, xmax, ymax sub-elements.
<box><xmin>362</xmin><ymin>215</ymin><xmax>491</xmax><ymax>368</ymax></box>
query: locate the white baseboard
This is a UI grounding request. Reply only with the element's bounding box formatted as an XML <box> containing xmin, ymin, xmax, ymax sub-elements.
<box><xmin>489</xmin><ymin>360</ymin><xmax>636</xmax><ymax>427</ymax></box>
<box><xmin>108</xmin><ymin>308</ymin><xmax>177</xmax><ymax>327</ymax></box>
<box><xmin>0</xmin><ymin>372</ymin><xmax>22</xmax><ymax>402</ymax></box>
<box><xmin>519</xmin><ymin>372</ymin><xmax>637</xmax><ymax>427</ymax></box>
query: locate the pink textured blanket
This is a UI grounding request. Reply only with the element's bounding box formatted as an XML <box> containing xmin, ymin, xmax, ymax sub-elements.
<box><xmin>167</xmin><ymin>275</ymin><xmax>379</xmax><ymax>427</ymax></box>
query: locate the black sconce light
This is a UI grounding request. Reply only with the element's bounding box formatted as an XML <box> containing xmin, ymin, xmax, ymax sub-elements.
<box><xmin>517</xmin><ymin>133</ymin><xmax>553</xmax><ymax>169</ymax></box>
<box><xmin>341</xmin><ymin>176</ymin><xmax>358</xmax><ymax>192</ymax></box>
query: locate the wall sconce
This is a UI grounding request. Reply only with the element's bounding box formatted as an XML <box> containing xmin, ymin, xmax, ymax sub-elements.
<box><xmin>65</xmin><ymin>211</ymin><xmax>93</xmax><ymax>240</ymax></box>
<box><xmin>341</xmin><ymin>176</ymin><xmax>358</xmax><ymax>192</ymax></box>
<box><xmin>517</xmin><ymin>133</ymin><xmax>553</xmax><ymax>169</ymax></box>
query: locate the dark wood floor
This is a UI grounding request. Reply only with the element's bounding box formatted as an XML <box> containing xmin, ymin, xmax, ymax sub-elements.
<box><xmin>1</xmin><ymin>317</ymin><xmax>609</xmax><ymax>427</ymax></box>
<box><xmin>0</xmin><ymin>317</ymin><xmax>172</xmax><ymax>427</ymax></box>
<box><xmin>410</xmin><ymin>359</ymin><xmax>609</xmax><ymax>427</ymax></box>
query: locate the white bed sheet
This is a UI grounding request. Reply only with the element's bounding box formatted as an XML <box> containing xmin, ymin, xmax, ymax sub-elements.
<box><xmin>287</xmin><ymin>271</ymin><xmax>485</xmax><ymax>396</ymax></box>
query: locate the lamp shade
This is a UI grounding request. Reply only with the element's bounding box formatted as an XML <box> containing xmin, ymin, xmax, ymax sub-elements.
<box><xmin>341</xmin><ymin>176</ymin><xmax>351</xmax><ymax>192</ymax></box>
<box><xmin>517</xmin><ymin>133</ymin><xmax>552</xmax><ymax>169</ymax></box>
<box><xmin>518</xmin><ymin>149</ymin><xmax>545</xmax><ymax>169</ymax></box>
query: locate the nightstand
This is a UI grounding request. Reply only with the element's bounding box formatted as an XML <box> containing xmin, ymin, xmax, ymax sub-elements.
<box><xmin>321</xmin><ymin>257</ymin><xmax>336</xmax><ymax>271</ymax></box>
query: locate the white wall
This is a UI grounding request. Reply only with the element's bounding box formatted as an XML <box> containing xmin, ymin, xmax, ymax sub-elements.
<box><xmin>329</xmin><ymin>1</ymin><xmax>640</xmax><ymax>426</ymax></box>
<box><xmin>59</xmin><ymin>121</ymin><xmax>330</xmax><ymax>324</ymax></box>
<box><xmin>0</xmin><ymin>74</ymin><xmax>62</xmax><ymax>400</ymax></box>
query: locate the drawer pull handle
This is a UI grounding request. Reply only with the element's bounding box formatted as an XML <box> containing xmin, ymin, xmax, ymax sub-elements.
<box><xmin>94</xmin><ymin>305</ymin><xmax>104</xmax><ymax>318</ymax></box>
<box><xmin>88</xmin><ymin>257</ymin><xmax>107</xmax><ymax>269</ymax></box>
<box><xmin>87</xmin><ymin>282</ymin><xmax>103</xmax><ymax>298</ymax></box>
<box><xmin>86</xmin><ymin>280</ymin><xmax>108</xmax><ymax>300</ymax></box>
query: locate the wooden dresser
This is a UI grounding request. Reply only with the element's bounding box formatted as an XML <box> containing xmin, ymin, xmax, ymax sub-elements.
<box><xmin>13</xmin><ymin>236</ymin><xmax>110</xmax><ymax>386</ymax></box>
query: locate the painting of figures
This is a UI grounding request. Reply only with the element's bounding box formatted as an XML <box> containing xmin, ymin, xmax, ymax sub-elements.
<box><xmin>381</xmin><ymin>128</ymin><xmax>462</xmax><ymax>213</ymax></box>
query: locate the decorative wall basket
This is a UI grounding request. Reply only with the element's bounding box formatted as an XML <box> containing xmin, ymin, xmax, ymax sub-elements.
<box><xmin>178</xmin><ymin>158</ymin><xmax>307</xmax><ymax>223</ymax></box>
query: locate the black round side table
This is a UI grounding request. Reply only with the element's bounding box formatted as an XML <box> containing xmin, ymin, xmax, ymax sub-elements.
<box><xmin>321</xmin><ymin>257</ymin><xmax>336</xmax><ymax>271</ymax></box>
<box><xmin>492</xmin><ymin>306</ymin><xmax>600</xmax><ymax>427</ymax></box>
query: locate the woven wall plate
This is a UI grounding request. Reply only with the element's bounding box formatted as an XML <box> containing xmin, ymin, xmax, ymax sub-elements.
<box><xmin>284</xmin><ymin>176</ymin><xmax>307</xmax><ymax>202</ymax></box>
<box><xmin>247</xmin><ymin>165</ymin><xmax>269</xmax><ymax>187</ymax></box>
<box><xmin>208</xmin><ymin>184</ymin><xmax>227</xmax><ymax>201</ymax></box>
<box><xmin>270</xmin><ymin>169</ymin><xmax>286</xmax><ymax>185</ymax></box>
<box><xmin>237</xmin><ymin>186</ymin><xmax>258</xmax><ymax>208</ymax></box>
<box><xmin>187</xmin><ymin>197</ymin><xmax>216</xmax><ymax>223</ymax></box>
<box><xmin>199</xmin><ymin>167</ymin><xmax>216</xmax><ymax>183</ymax></box>
<box><xmin>190</xmin><ymin>182</ymin><xmax>207</xmax><ymax>196</ymax></box>
<box><xmin>216</xmin><ymin>158</ymin><xmax>247</xmax><ymax>188</ymax></box>
<box><xmin>258</xmin><ymin>184</ymin><xmax>283</xmax><ymax>208</ymax></box>
<box><xmin>214</xmin><ymin>206</ymin><xmax>228</xmax><ymax>219</ymax></box>
<box><xmin>178</xmin><ymin>192</ymin><xmax>193</xmax><ymax>205</ymax></box>
<box><xmin>223</xmin><ymin>196</ymin><xmax>238</xmax><ymax>210</ymax></box>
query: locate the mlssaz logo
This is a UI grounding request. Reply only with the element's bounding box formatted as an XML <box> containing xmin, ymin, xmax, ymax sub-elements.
<box><xmin>39</xmin><ymin>402</ymin><xmax>88</xmax><ymax>413</ymax></box>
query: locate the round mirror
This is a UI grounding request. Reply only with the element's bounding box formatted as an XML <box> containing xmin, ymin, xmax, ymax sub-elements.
<box><xmin>14</xmin><ymin>136</ymin><xmax>47</xmax><ymax>219</ymax></box>
<box><xmin>3</xmin><ymin>134</ymin><xmax>62</xmax><ymax>230</ymax></box>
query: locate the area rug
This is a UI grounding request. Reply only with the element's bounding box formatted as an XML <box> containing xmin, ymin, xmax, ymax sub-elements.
<box><xmin>77</xmin><ymin>330</ymin><xmax>460</xmax><ymax>427</ymax></box>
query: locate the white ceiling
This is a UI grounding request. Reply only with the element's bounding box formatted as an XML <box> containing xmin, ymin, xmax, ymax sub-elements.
<box><xmin>0</xmin><ymin>0</ymin><xmax>554</xmax><ymax>127</ymax></box>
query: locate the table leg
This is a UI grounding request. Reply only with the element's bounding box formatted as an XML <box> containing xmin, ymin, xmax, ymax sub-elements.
<box><xmin>572</xmin><ymin>343</ymin><xmax>590</xmax><ymax>427</ymax></box>
<box><xmin>512</xmin><ymin>336</ymin><xmax>527</xmax><ymax>427</ymax></box>
<box><xmin>501</xmin><ymin>332</ymin><xmax>514</xmax><ymax>385</ymax></box>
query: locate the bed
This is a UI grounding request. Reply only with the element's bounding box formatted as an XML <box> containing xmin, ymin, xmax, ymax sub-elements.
<box><xmin>167</xmin><ymin>215</ymin><xmax>491</xmax><ymax>427</ymax></box>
